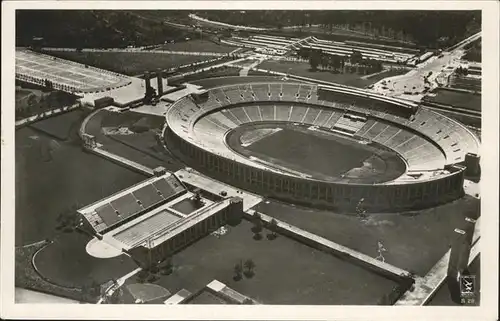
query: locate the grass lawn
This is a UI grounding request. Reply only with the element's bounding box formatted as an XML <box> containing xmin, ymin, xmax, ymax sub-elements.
<box><xmin>252</xmin><ymin>195</ymin><xmax>480</xmax><ymax>277</ymax></box>
<box><xmin>245</xmin><ymin>127</ymin><xmax>373</xmax><ymax>177</ymax></box>
<box><xmin>258</xmin><ymin>60</ymin><xmax>373</xmax><ymax>88</ymax></box>
<box><xmin>16</xmin><ymin>113</ymin><xmax>147</xmax><ymax>246</ymax></box>
<box><xmin>47</xmin><ymin>51</ymin><xmax>220</xmax><ymax>76</ymax></box>
<box><xmin>156</xmin><ymin>39</ymin><xmax>237</xmax><ymax>53</ymax></box>
<box><xmin>425</xmin><ymin>89</ymin><xmax>481</xmax><ymax>112</ymax></box>
<box><xmin>148</xmin><ymin>220</ymin><xmax>398</xmax><ymax>305</ymax></box>
<box><xmin>87</xmin><ymin>110</ymin><xmax>184</xmax><ymax>172</ymax></box>
<box><xmin>227</xmin><ymin>123</ymin><xmax>405</xmax><ymax>184</ymax></box>
<box><xmin>29</xmin><ymin>109</ymin><xmax>88</xmax><ymax>140</ymax></box>
<box><xmin>15</xmin><ymin>242</ymin><xmax>84</xmax><ymax>302</ymax></box>
<box><xmin>33</xmin><ymin>232</ymin><xmax>138</xmax><ymax>289</ymax></box>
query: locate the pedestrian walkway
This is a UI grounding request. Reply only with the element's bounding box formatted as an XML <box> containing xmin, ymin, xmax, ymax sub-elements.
<box><xmin>175</xmin><ymin>168</ymin><xmax>263</xmax><ymax>211</ymax></box>
<box><xmin>90</xmin><ymin>147</ymin><xmax>154</xmax><ymax>176</ymax></box>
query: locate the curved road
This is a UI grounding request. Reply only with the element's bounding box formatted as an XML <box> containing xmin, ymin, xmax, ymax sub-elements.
<box><xmin>369</xmin><ymin>31</ymin><xmax>481</xmax><ymax>101</ymax></box>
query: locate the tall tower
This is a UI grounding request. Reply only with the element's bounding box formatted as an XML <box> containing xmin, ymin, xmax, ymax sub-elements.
<box><xmin>144</xmin><ymin>71</ymin><xmax>152</xmax><ymax>94</ymax></box>
<box><xmin>447</xmin><ymin>217</ymin><xmax>477</xmax><ymax>304</ymax></box>
<box><xmin>156</xmin><ymin>68</ymin><xmax>163</xmax><ymax>97</ymax></box>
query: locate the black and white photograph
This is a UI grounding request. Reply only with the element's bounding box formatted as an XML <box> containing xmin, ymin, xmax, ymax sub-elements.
<box><xmin>1</xmin><ymin>1</ymin><xmax>498</xmax><ymax>320</ymax></box>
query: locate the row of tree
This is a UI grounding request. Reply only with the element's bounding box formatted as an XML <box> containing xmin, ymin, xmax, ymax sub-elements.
<box><xmin>233</xmin><ymin>259</ymin><xmax>256</xmax><ymax>281</ymax></box>
<box><xmin>251</xmin><ymin>213</ymin><xmax>278</xmax><ymax>241</ymax></box>
<box><xmin>455</xmin><ymin>66</ymin><xmax>470</xmax><ymax>77</ymax></box>
<box><xmin>463</xmin><ymin>40</ymin><xmax>481</xmax><ymax>63</ymax></box>
<box><xmin>298</xmin><ymin>48</ymin><xmax>383</xmax><ymax>74</ymax></box>
<box><xmin>16</xmin><ymin>10</ymin><xmax>200</xmax><ymax>49</ymax></box>
<box><xmin>195</xmin><ymin>11</ymin><xmax>481</xmax><ymax>48</ymax></box>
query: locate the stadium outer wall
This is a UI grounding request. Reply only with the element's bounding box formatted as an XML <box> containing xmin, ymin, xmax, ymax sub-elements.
<box><xmin>165</xmin><ymin>126</ymin><xmax>466</xmax><ymax>214</ymax></box>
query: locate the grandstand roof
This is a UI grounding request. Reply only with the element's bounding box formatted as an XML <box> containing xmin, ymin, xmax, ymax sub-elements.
<box><xmin>78</xmin><ymin>173</ymin><xmax>186</xmax><ymax>233</ymax></box>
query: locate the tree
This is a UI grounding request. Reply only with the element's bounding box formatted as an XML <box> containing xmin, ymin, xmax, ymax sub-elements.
<box><xmin>160</xmin><ymin>256</ymin><xmax>173</xmax><ymax>275</ymax></box>
<box><xmin>350</xmin><ymin>50</ymin><xmax>363</xmax><ymax>65</ymax></box>
<box><xmin>44</xmin><ymin>79</ymin><xmax>53</xmax><ymax>90</ymax></box>
<box><xmin>143</xmin><ymin>86</ymin><xmax>157</xmax><ymax>104</ymax></box>
<box><xmin>56</xmin><ymin>204</ymin><xmax>83</xmax><ymax>233</ymax></box>
<box><xmin>243</xmin><ymin>259</ymin><xmax>256</xmax><ymax>278</ymax></box>
<box><xmin>331</xmin><ymin>55</ymin><xmax>342</xmax><ymax>72</ymax></box>
<box><xmin>308</xmin><ymin>49</ymin><xmax>322</xmax><ymax>71</ymax></box>
<box><xmin>233</xmin><ymin>261</ymin><xmax>243</xmax><ymax>281</ymax></box>
<box><xmin>267</xmin><ymin>218</ymin><xmax>278</xmax><ymax>240</ymax></box>
<box><xmin>81</xmin><ymin>279</ymin><xmax>101</xmax><ymax>302</ymax></box>
<box><xmin>193</xmin><ymin>192</ymin><xmax>204</xmax><ymax>207</ymax></box>
<box><xmin>107</xmin><ymin>287</ymin><xmax>124</xmax><ymax>304</ymax></box>
<box><xmin>355</xmin><ymin>198</ymin><xmax>368</xmax><ymax>221</ymax></box>
<box><xmin>136</xmin><ymin>270</ymin><xmax>149</xmax><ymax>283</ymax></box>
<box><xmin>251</xmin><ymin>213</ymin><xmax>263</xmax><ymax>239</ymax></box>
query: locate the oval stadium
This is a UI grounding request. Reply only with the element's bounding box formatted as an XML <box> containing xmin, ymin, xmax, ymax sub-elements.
<box><xmin>165</xmin><ymin>80</ymin><xmax>479</xmax><ymax>213</ymax></box>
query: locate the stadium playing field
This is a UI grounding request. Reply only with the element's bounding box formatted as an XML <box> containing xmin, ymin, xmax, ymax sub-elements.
<box><xmin>227</xmin><ymin>123</ymin><xmax>406</xmax><ymax>183</ymax></box>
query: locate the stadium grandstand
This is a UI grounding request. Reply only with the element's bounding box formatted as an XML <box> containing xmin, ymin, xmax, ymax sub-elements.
<box><xmin>165</xmin><ymin>80</ymin><xmax>480</xmax><ymax>213</ymax></box>
<box><xmin>15</xmin><ymin>49</ymin><xmax>132</xmax><ymax>94</ymax></box>
<box><xmin>223</xmin><ymin>34</ymin><xmax>419</xmax><ymax>63</ymax></box>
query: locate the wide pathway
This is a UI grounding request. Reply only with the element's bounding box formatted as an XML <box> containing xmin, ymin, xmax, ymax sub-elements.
<box><xmin>369</xmin><ymin>31</ymin><xmax>482</xmax><ymax>100</ymax></box>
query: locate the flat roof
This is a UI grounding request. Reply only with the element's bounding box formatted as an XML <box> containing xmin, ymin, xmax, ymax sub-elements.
<box><xmin>144</xmin><ymin>198</ymin><xmax>234</xmax><ymax>249</ymax></box>
<box><xmin>102</xmin><ymin>191</ymin><xmax>216</xmax><ymax>250</ymax></box>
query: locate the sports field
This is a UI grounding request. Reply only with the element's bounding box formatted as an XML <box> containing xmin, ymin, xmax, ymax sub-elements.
<box><xmin>48</xmin><ymin>51</ymin><xmax>221</xmax><ymax>76</ymax></box>
<box><xmin>248</xmin><ymin>127</ymin><xmax>373</xmax><ymax>177</ymax></box>
<box><xmin>149</xmin><ymin>220</ymin><xmax>399</xmax><ymax>305</ymax></box>
<box><xmin>425</xmin><ymin>89</ymin><xmax>481</xmax><ymax>112</ymax></box>
<box><xmin>253</xmin><ymin>195</ymin><xmax>480</xmax><ymax>277</ymax></box>
<box><xmin>227</xmin><ymin>123</ymin><xmax>405</xmax><ymax>183</ymax></box>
